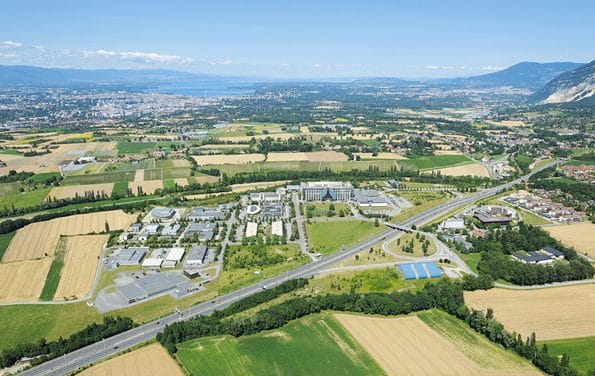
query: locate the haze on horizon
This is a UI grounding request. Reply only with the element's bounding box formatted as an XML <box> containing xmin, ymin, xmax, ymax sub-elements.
<box><xmin>0</xmin><ymin>0</ymin><xmax>593</xmax><ymax>79</ymax></box>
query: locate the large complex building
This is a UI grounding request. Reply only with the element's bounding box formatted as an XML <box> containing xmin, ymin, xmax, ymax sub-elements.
<box><xmin>300</xmin><ymin>181</ymin><xmax>354</xmax><ymax>202</ymax></box>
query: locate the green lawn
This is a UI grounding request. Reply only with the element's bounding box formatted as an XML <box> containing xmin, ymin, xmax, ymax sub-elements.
<box><xmin>0</xmin><ymin>232</ymin><xmax>15</xmax><ymax>260</ymax></box>
<box><xmin>544</xmin><ymin>337</ymin><xmax>595</xmax><ymax>373</ymax></box>
<box><xmin>303</xmin><ymin>202</ymin><xmax>351</xmax><ymax>218</ymax></box>
<box><xmin>458</xmin><ymin>252</ymin><xmax>481</xmax><ymax>274</ymax></box>
<box><xmin>175</xmin><ymin>313</ymin><xmax>384</xmax><ymax>376</ymax></box>
<box><xmin>306</xmin><ymin>220</ymin><xmax>384</xmax><ymax>255</ymax></box>
<box><xmin>0</xmin><ymin>188</ymin><xmax>50</xmax><ymax>210</ymax></box>
<box><xmin>399</xmin><ymin>155</ymin><xmax>473</xmax><ymax>170</ymax></box>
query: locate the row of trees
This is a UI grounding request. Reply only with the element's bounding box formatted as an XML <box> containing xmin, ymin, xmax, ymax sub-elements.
<box><xmin>0</xmin><ymin>316</ymin><xmax>134</xmax><ymax>369</ymax></box>
<box><xmin>465</xmin><ymin>309</ymin><xmax>579</xmax><ymax>376</ymax></box>
<box><xmin>157</xmin><ymin>279</ymin><xmax>465</xmax><ymax>353</ymax></box>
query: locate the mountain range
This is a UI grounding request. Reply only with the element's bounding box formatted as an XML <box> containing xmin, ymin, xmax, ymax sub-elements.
<box><xmin>0</xmin><ymin>62</ymin><xmax>593</xmax><ymax>105</ymax></box>
<box><xmin>533</xmin><ymin>60</ymin><xmax>595</xmax><ymax>105</ymax></box>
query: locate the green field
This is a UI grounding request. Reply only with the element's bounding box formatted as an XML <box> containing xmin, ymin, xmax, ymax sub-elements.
<box><xmin>39</xmin><ymin>238</ymin><xmax>66</xmax><ymax>301</ymax></box>
<box><xmin>175</xmin><ymin>313</ymin><xmax>384</xmax><ymax>376</ymax></box>
<box><xmin>0</xmin><ymin>232</ymin><xmax>15</xmax><ymax>260</ymax></box>
<box><xmin>144</xmin><ymin>167</ymin><xmax>191</xmax><ymax>180</ymax></box>
<box><xmin>27</xmin><ymin>172</ymin><xmax>61</xmax><ymax>183</ymax></box>
<box><xmin>0</xmin><ymin>182</ymin><xmax>21</xmax><ymax>196</ymax></box>
<box><xmin>0</xmin><ymin>188</ymin><xmax>50</xmax><ymax>210</ymax></box>
<box><xmin>62</xmin><ymin>171</ymin><xmax>135</xmax><ymax>185</ymax></box>
<box><xmin>398</xmin><ymin>155</ymin><xmax>472</xmax><ymax>170</ymax></box>
<box><xmin>116</xmin><ymin>142</ymin><xmax>157</xmax><ymax>154</ymax></box>
<box><xmin>306</xmin><ymin>220</ymin><xmax>384</xmax><ymax>255</ymax></box>
<box><xmin>116</xmin><ymin>141</ymin><xmax>184</xmax><ymax>155</ymax></box>
<box><xmin>163</xmin><ymin>179</ymin><xmax>175</xmax><ymax>189</ymax></box>
<box><xmin>544</xmin><ymin>337</ymin><xmax>595</xmax><ymax>373</ymax></box>
<box><xmin>216</xmin><ymin>160</ymin><xmax>396</xmax><ymax>176</ymax></box>
<box><xmin>112</xmin><ymin>181</ymin><xmax>129</xmax><ymax>197</ymax></box>
<box><xmin>0</xmin><ymin>148</ymin><xmax>22</xmax><ymax>155</ymax></box>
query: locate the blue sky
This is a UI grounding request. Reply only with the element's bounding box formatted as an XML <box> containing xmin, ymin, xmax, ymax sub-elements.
<box><xmin>0</xmin><ymin>0</ymin><xmax>593</xmax><ymax>78</ymax></box>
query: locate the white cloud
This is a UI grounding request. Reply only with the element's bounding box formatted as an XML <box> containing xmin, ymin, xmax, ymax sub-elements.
<box><xmin>478</xmin><ymin>65</ymin><xmax>503</xmax><ymax>71</ymax></box>
<box><xmin>0</xmin><ymin>40</ymin><xmax>22</xmax><ymax>48</ymax></box>
<box><xmin>84</xmin><ymin>49</ymin><xmax>191</xmax><ymax>64</ymax></box>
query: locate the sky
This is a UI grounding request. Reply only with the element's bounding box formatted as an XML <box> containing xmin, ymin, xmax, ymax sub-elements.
<box><xmin>0</xmin><ymin>0</ymin><xmax>593</xmax><ymax>78</ymax></box>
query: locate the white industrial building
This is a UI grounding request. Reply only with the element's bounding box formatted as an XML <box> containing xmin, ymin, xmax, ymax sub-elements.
<box><xmin>245</xmin><ymin>222</ymin><xmax>258</xmax><ymax>237</ymax></box>
<box><xmin>271</xmin><ymin>220</ymin><xmax>284</xmax><ymax>236</ymax></box>
<box><xmin>300</xmin><ymin>181</ymin><xmax>354</xmax><ymax>202</ymax></box>
<box><xmin>439</xmin><ymin>218</ymin><xmax>465</xmax><ymax>231</ymax></box>
<box><xmin>141</xmin><ymin>258</ymin><xmax>163</xmax><ymax>269</ymax></box>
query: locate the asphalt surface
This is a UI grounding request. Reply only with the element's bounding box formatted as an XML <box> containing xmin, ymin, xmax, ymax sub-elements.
<box><xmin>22</xmin><ymin>160</ymin><xmax>561</xmax><ymax>376</ymax></box>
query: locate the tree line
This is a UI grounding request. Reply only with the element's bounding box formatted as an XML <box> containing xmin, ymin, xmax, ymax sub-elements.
<box><xmin>0</xmin><ymin>316</ymin><xmax>134</xmax><ymax>369</ymax></box>
<box><xmin>157</xmin><ymin>279</ymin><xmax>465</xmax><ymax>353</ymax></box>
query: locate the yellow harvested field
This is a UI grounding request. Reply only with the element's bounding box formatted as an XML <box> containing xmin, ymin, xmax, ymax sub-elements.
<box><xmin>356</xmin><ymin>152</ymin><xmax>408</xmax><ymax>160</ymax></box>
<box><xmin>79</xmin><ymin>344</ymin><xmax>183</xmax><ymax>376</ymax></box>
<box><xmin>230</xmin><ymin>180</ymin><xmax>289</xmax><ymax>192</ymax></box>
<box><xmin>134</xmin><ymin>169</ymin><xmax>144</xmax><ymax>182</ymax></box>
<box><xmin>335</xmin><ymin>314</ymin><xmax>538</xmax><ymax>376</ymax></box>
<box><xmin>171</xmin><ymin>159</ymin><xmax>191</xmax><ymax>167</ymax></box>
<box><xmin>192</xmin><ymin>153</ymin><xmax>265</xmax><ymax>165</ymax></box>
<box><xmin>434</xmin><ymin>163</ymin><xmax>490</xmax><ymax>177</ymax></box>
<box><xmin>128</xmin><ymin>180</ymin><xmax>163</xmax><ymax>195</ymax></box>
<box><xmin>2</xmin><ymin>210</ymin><xmax>136</xmax><ymax>262</ymax></box>
<box><xmin>434</xmin><ymin>150</ymin><xmax>463</xmax><ymax>155</ymax></box>
<box><xmin>54</xmin><ymin>235</ymin><xmax>108</xmax><ymax>300</ymax></box>
<box><xmin>47</xmin><ymin>183</ymin><xmax>114</xmax><ymax>200</ymax></box>
<box><xmin>465</xmin><ymin>284</ymin><xmax>595</xmax><ymax>340</ymax></box>
<box><xmin>0</xmin><ymin>142</ymin><xmax>115</xmax><ymax>176</ymax></box>
<box><xmin>0</xmin><ymin>259</ymin><xmax>53</xmax><ymax>302</ymax></box>
<box><xmin>266</xmin><ymin>151</ymin><xmax>348</xmax><ymax>162</ymax></box>
<box><xmin>544</xmin><ymin>222</ymin><xmax>595</xmax><ymax>257</ymax></box>
<box><xmin>173</xmin><ymin>178</ymin><xmax>189</xmax><ymax>186</ymax></box>
<box><xmin>299</xmin><ymin>126</ymin><xmax>310</xmax><ymax>133</ymax></box>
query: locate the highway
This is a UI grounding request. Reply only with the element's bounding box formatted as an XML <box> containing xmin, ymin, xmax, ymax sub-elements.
<box><xmin>22</xmin><ymin>160</ymin><xmax>560</xmax><ymax>376</ymax></box>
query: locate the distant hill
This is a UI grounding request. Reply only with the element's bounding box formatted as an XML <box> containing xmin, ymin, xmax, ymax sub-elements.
<box><xmin>0</xmin><ymin>65</ymin><xmax>206</xmax><ymax>87</ymax></box>
<box><xmin>533</xmin><ymin>60</ymin><xmax>595</xmax><ymax>104</ymax></box>
<box><xmin>437</xmin><ymin>62</ymin><xmax>583</xmax><ymax>90</ymax></box>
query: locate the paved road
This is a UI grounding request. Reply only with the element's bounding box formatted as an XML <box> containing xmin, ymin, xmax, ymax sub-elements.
<box><xmin>22</xmin><ymin>160</ymin><xmax>562</xmax><ymax>376</ymax></box>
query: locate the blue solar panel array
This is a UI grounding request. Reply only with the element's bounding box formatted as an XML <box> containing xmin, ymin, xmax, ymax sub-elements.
<box><xmin>399</xmin><ymin>263</ymin><xmax>417</xmax><ymax>280</ymax></box>
<box><xmin>413</xmin><ymin>263</ymin><xmax>428</xmax><ymax>278</ymax></box>
<box><xmin>398</xmin><ymin>262</ymin><xmax>442</xmax><ymax>280</ymax></box>
<box><xmin>423</xmin><ymin>262</ymin><xmax>442</xmax><ymax>278</ymax></box>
